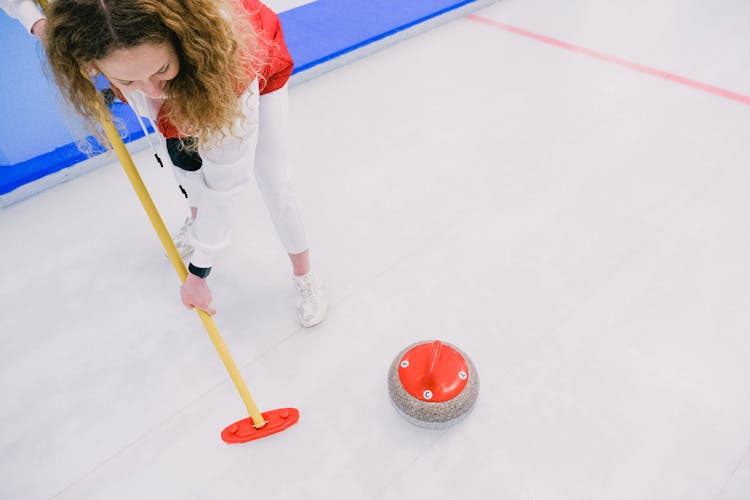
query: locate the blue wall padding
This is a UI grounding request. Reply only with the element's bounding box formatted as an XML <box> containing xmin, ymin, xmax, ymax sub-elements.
<box><xmin>1</xmin><ymin>0</ymin><xmax>478</xmax><ymax>196</ymax></box>
<box><xmin>0</xmin><ymin>16</ymin><xmax>78</xmax><ymax>167</ymax></box>
<box><xmin>0</xmin><ymin>103</ymin><xmax>153</xmax><ymax>195</ymax></box>
<box><xmin>283</xmin><ymin>0</ymin><xmax>476</xmax><ymax>72</ymax></box>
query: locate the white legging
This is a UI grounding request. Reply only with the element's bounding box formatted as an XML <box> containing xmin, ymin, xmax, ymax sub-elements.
<box><xmin>169</xmin><ymin>80</ymin><xmax>308</xmax><ymax>268</ymax></box>
<box><xmin>254</xmin><ymin>84</ymin><xmax>308</xmax><ymax>255</ymax></box>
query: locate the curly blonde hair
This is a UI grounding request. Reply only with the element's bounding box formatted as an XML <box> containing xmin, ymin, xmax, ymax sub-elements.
<box><xmin>45</xmin><ymin>0</ymin><xmax>259</xmax><ymax>150</ymax></box>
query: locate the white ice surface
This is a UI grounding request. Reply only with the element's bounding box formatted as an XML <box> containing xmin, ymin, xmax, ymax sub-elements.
<box><xmin>263</xmin><ymin>0</ymin><xmax>316</xmax><ymax>14</ymax></box>
<box><xmin>2</xmin><ymin>0</ymin><xmax>750</xmax><ymax>499</ymax></box>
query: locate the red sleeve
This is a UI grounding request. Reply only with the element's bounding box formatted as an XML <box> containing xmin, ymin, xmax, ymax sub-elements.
<box><xmin>240</xmin><ymin>0</ymin><xmax>294</xmax><ymax>94</ymax></box>
<box><xmin>154</xmin><ymin>0</ymin><xmax>295</xmax><ymax>138</ymax></box>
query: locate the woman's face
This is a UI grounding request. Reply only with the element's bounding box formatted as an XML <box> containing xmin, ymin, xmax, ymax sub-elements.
<box><xmin>95</xmin><ymin>41</ymin><xmax>180</xmax><ymax>99</ymax></box>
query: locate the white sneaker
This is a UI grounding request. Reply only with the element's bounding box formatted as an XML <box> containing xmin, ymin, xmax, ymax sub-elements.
<box><xmin>293</xmin><ymin>271</ymin><xmax>327</xmax><ymax>327</ymax></box>
<box><xmin>171</xmin><ymin>217</ymin><xmax>194</xmax><ymax>260</ymax></box>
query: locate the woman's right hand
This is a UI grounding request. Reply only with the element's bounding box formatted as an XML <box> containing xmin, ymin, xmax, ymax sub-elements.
<box><xmin>180</xmin><ymin>273</ymin><xmax>217</xmax><ymax>315</ymax></box>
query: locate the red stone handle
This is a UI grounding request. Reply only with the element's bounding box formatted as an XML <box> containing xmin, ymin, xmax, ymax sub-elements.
<box><xmin>425</xmin><ymin>341</ymin><xmax>443</xmax><ymax>379</ymax></box>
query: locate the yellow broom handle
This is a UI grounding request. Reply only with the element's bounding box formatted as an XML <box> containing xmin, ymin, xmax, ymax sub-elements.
<box><xmin>103</xmin><ymin>120</ymin><xmax>266</xmax><ymax>428</ymax></box>
<box><xmin>36</xmin><ymin>0</ymin><xmax>265</xmax><ymax>428</ymax></box>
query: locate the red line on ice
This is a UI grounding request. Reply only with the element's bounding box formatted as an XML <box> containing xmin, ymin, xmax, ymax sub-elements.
<box><xmin>466</xmin><ymin>14</ymin><xmax>750</xmax><ymax>106</ymax></box>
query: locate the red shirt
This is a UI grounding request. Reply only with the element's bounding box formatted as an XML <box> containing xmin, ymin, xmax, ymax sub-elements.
<box><xmin>243</xmin><ymin>0</ymin><xmax>295</xmax><ymax>94</ymax></box>
<box><xmin>155</xmin><ymin>0</ymin><xmax>294</xmax><ymax>138</ymax></box>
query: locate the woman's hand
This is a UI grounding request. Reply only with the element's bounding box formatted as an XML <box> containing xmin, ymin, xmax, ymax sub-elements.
<box><xmin>31</xmin><ymin>19</ymin><xmax>47</xmax><ymax>44</ymax></box>
<box><xmin>180</xmin><ymin>273</ymin><xmax>217</xmax><ymax>315</ymax></box>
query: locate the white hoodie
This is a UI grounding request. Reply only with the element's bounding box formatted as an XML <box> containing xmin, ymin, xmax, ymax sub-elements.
<box><xmin>125</xmin><ymin>83</ymin><xmax>262</xmax><ymax>270</ymax></box>
<box><xmin>0</xmin><ymin>0</ymin><xmax>44</xmax><ymax>33</ymax></box>
<box><xmin>3</xmin><ymin>0</ymin><xmax>292</xmax><ymax>270</ymax></box>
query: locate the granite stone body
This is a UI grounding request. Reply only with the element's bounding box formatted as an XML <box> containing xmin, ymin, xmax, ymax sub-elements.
<box><xmin>387</xmin><ymin>341</ymin><xmax>479</xmax><ymax>429</ymax></box>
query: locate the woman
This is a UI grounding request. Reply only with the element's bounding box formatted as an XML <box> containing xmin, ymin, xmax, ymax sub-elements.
<box><xmin>43</xmin><ymin>0</ymin><xmax>327</xmax><ymax>327</ymax></box>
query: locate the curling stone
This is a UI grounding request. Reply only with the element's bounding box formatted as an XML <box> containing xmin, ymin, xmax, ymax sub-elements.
<box><xmin>387</xmin><ymin>340</ymin><xmax>479</xmax><ymax>429</ymax></box>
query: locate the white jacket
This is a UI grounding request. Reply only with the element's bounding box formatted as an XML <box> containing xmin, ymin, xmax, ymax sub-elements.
<box><xmin>0</xmin><ymin>0</ymin><xmax>44</xmax><ymax>33</ymax></box>
<box><xmin>125</xmin><ymin>84</ymin><xmax>262</xmax><ymax>270</ymax></box>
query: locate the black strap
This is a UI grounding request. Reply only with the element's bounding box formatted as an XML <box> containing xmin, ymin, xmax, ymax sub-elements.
<box><xmin>188</xmin><ymin>263</ymin><xmax>212</xmax><ymax>279</ymax></box>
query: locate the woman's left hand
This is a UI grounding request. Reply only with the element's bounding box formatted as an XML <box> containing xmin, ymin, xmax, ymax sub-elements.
<box><xmin>31</xmin><ymin>19</ymin><xmax>47</xmax><ymax>44</ymax></box>
<box><xmin>180</xmin><ymin>273</ymin><xmax>217</xmax><ymax>315</ymax></box>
